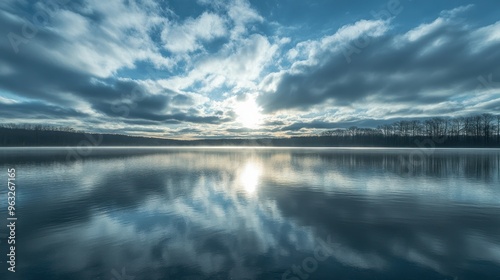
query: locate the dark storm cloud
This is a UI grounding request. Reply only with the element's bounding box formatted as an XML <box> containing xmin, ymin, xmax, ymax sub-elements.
<box><xmin>92</xmin><ymin>100</ymin><xmax>227</xmax><ymax>124</ymax></box>
<box><xmin>0</xmin><ymin>101</ymin><xmax>88</xmax><ymax>119</ymax></box>
<box><xmin>259</xmin><ymin>18</ymin><xmax>500</xmax><ymax>112</ymax></box>
<box><xmin>0</xmin><ymin>38</ymin><xmax>179</xmax><ymax>121</ymax></box>
<box><xmin>0</xmin><ymin>32</ymin><xmax>84</xmax><ymax>105</ymax></box>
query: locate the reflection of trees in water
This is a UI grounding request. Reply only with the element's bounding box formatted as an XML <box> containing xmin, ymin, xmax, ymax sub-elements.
<box><xmin>293</xmin><ymin>150</ymin><xmax>500</xmax><ymax>182</ymax></box>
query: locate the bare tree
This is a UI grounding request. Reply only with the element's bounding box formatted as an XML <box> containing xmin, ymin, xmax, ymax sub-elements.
<box><xmin>481</xmin><ymin>113</ymin><xmax>494</xmax><ymax>140</ymax></box>
<box><xmin>496</xmin><ymin>115</ymin><xmax>500</xmax><ymax>143</ymax></box>
<box><xmin>410</xmin><ymin>120</ymin><xmax>422</xmax><ymax>137</ymax></box>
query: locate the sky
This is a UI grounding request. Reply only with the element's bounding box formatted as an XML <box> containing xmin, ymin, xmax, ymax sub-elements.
<box><xmin>0</xmin><ymin>0</ymin><xmax>499</xmax><ymax>139</ymax></box>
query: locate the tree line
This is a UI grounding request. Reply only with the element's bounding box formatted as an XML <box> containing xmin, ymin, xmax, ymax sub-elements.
<box><xmin>321</xmin><ymin>114</ymin><xmax>500</xmax><ymax>146</ymax></box>
<box><xmin>0</xmin><ymin>123</ymin><xmax>83</xmax><ymax>133</ymax></box>
<box><xmin>1</xmin><ymin>114</ymin><xmax>500</xmax><ymax>147</ymax></box>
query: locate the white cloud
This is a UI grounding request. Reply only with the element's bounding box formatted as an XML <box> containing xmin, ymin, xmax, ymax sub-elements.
<box><xmin>28</xmin><ymin>0</ymin><xmax>172</xmax><ymax>77</ymax></box>
<box><xmin>0</xmin><ymin>96</ymin><xmax>17</xmax><ymax>104</ymax></box>
<box><xmin>161</xmin><ymin>12</ymin><xmax>227</xmax><ymax>53</ymax></box>
<box><xmin>439</xmin><ymin>4</ymin><xmax>474</xmax><ymax>18</ymax></box>
<box><xmin>282</xmin><ymin>19</ymin><xmax>390</xmax><ymax>69</ymax></box>
<box><xmin>226</xmin><ymin>0</ymin><xmax>263</xmax><ymax>39</ymax></box>
<box><xmin>472</xmin><ymin>21</ymin><xmax>500</xmax><ymax>46</ymax></box>
<box><xmin>159</xmin><ymin>34</ymin><xmax>279</xmax><ymax>94</ymax></box>
<box><xmin>403</xmin><ymin>18</ymin><xmax>445</xmax><ymax>42</ymax></box>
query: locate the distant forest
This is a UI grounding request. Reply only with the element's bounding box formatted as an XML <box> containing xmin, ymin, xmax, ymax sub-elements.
<box><xmin>0</xmin><ymin>113</ymin><xmax>499</xmax><ymax>147</ymax></box>
<box><xmin>320</xmin><ymin>114</ymin><xmax>500</xmax><ymax>147</ymax></box>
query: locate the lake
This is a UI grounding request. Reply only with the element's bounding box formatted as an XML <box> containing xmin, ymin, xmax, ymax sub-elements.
<box><xmin>1</xmin><ymin>147</ymin><xmax>499</xmax><ymax>280</ymax></box>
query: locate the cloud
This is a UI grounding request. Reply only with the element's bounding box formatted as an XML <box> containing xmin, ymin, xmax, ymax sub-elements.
<box><xmin>158</xmin><ymin>32</ymin><xmax>280</xmax><ymax>99</ymax></box>
<box><xmin>439</xmin><ymin>4</ymin><xmax>474</xmax><ymax>18</ymax></box>
<box><xmin>258</xmin><ymin>13</ymin><xmax>500</xmax><ymax>117</ymax></box>
<box><xmin>94</xmin><ymin>102</ymin><xmax>229</xmax><ymax>124</ymax></box>
<box><xmin>158</xmin><ymin>0</ymin><xmax>275</xmax><ymax>95</ymax></box>
<box><xmin>198</xmin><ymin>0</ymin><xmax>263</xmax><ymax>38</ymax></box>
<box><xmin>4</xmin><ymin>0</ymin><xmax>171</xmax><ymax>77</ymax></box>
<box><xmin>0</xmin><ymin>100</ymin><xmax>88</xmax><ymax>119</ymax></box>
<box><xmin>1</xmin><ymin>1</ymin><xmax>499</xmax><ymax>137</ymax></box>
<box><xmin>0</xmin><ymin>0</ymin><xmax>234</xmax><ymax>130</ymax></box>
<box><xmin>161</xmin><ymin>12</ymin><xmax>227</xmax><ymax>53</ymax></box>
<box><xmin>225</xmin><ymin>0</ymin><xmax>263</xmax><ymax>39</ymax></box>
<box><xmin>280</xmin><ymin>120</ymin><xmax>342</xmax><ymax>131</ymax></box>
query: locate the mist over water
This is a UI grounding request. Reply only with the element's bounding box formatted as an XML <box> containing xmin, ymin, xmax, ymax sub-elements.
<box><xmin>1</xmin><ymin>148</ymin><xmax>500</xmax><ymax>280</ymax></box>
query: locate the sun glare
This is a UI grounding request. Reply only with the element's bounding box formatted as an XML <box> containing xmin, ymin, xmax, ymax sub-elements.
<box><xmin>239</xmin><ymin>162</ymin><xmax>262</xmax><ymax>194</ymax></box>
<box><xmin>235</xmin><ymin>98</ymin><xmax>263</xmax><ymax>128</ymax></box>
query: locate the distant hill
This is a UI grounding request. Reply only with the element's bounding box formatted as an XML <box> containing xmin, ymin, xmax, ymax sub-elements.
<box><xmin>0</xmin><ymin>127</ymin><xmax>184</xmax><ymax>147</ymax></box>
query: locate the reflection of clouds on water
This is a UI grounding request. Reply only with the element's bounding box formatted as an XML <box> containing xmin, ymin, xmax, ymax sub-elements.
<box><xmin>17</xmin><ymin>152</ymin><xmax>320</xmax><ymax>279</ymax></box>
<box><xmin>9</xmin><ymin>148</ymin><xmax>500</xmax><ymax>279</ymax></box>
<box><xmin>270</xmin><ymin>184</ymin><xmax>500</xmax><ymax>277</ymax></box>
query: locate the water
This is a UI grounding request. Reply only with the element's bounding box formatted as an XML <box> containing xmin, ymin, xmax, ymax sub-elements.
<box><xmin>0</xmin><ymin>147</ymin><xmax>499</xmax><ymax>280</ymax></box>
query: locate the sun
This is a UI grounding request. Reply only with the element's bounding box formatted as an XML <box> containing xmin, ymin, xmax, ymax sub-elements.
<box><xmin>235</xmin><ymin>97</ymin><xmax>263</xmax><ymax>128</ymax></box>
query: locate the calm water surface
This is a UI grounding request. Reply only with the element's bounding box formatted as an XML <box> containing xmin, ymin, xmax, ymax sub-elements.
<box><xmin>0</xmin><ymin>147</ymin><xmax>499</xmax><ymax>280</ymax></box>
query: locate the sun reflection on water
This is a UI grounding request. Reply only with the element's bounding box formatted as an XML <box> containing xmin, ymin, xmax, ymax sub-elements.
<box><xmin>239</xmin><ymin>161</ymin><xmax>262</xmax><ymax>194</ymax></box>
